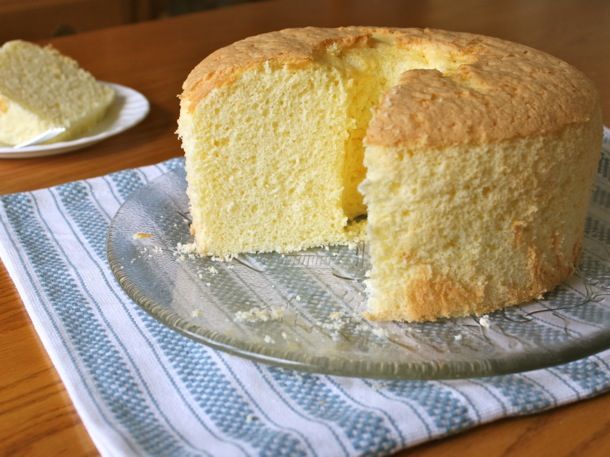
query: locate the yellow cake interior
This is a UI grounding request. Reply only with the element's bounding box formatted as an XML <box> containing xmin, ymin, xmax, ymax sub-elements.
<box><xmin>180</xmin><ymin>39</ymin><xmax>470</xmax><ymax>255</ymax></box>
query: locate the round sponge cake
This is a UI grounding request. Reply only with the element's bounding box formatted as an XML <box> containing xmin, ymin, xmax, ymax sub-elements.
<box><xmin>178</xmin><ymin>27</ymin><xmax>602</xmax><ymax>322</ymax></box>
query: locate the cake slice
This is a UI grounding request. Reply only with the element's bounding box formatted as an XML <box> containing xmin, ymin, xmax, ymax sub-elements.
<box><xmin>0</xmin><ymin>40</ymin><xmax>115</xmax><ymax>146</ymax></box>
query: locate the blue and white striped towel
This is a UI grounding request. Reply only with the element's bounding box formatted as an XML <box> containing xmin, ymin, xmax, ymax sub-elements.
<box><xmin>2</xmin><ymin>151</ymin><xmax>610</xmax><ymax>456</ymax></box>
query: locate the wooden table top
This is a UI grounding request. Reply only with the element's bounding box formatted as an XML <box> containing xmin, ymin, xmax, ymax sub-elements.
<box><xmin>1</xmin><ymin>0</ymin><xmax>609</xmax><ymax>455</ymax></box>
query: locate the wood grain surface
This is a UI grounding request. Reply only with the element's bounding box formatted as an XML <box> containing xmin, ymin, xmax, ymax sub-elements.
<box><xmin>1</xmin><ymin>1</ymin><xmax>609</xmax><ymax>455</ymax></box>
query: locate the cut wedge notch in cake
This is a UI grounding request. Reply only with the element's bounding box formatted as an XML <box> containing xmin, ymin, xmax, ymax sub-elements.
<box><xmin>178</xmin><ymin>27</ymin><xmax>602</xmax><ymax>322</ymax></box>
<box><xmin>0</xmin><ymin>40</ymin><xmax>115</xmax><ymax>146</ymax></box>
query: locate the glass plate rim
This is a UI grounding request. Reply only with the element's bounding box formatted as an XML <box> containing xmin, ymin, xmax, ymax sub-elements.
<box><xmin>107</xmin><ymin>168</ymin><xmax>610</xmax><ymax>380</ymax></box>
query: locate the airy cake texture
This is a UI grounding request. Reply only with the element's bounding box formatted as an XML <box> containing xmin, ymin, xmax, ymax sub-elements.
<box><xmin>0</xmin><ymin>40</ymin><xmax>115</xmax><ymax>146</ymax></box>
<box><xmin>178</xmin><ymin>27</ymin><xmax>602</xmax><ymax>322</ymax></box>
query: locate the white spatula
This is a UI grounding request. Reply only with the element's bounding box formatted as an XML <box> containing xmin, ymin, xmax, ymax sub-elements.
<box><xmin>13</xmin><ymin>127</ymin><xmax>66</xmax><ymax>149</ymax></box>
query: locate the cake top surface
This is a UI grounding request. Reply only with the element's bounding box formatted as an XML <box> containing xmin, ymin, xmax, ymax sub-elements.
<box><xmin>181</xmin><ymin>27</ymin><xmax>599</xmax><ymax>148</ymax></box>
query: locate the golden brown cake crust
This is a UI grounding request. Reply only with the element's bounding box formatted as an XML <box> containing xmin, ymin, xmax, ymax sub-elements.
<box><xmin>367</xmin><ymin>30</ymin><xmax>600</xmax><ymax>149</ymax></box>
<box><xmin>182</xmin><ymin>27</ymin><xmax>370</xmax><ymax>108</ymax></box>
<box><xmin>181</xmin><ymin>26</ymin><xmax>599</xmax><ymax>149</ymax></box>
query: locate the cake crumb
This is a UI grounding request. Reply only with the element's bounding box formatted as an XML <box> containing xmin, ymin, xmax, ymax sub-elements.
<box><xmin>454</xmin><ymin>334</ymin><xmax>463</xmax><ymax>342</ymax></box>
<box><xmin>175</xmin><ymin>242</ymin><xmax>199</xmax><ymax>261</ymax></box>
<box><xmin>281</xmin><ymin>331</ymin><xmax>288</xmax><ymax>339</ymax></box>
<box><xmin>263</xmin><ymin>335</ymin><xmax>275</xmax><ymax>344</ymax></box>
<box><xmin>207</xmin><ymin>266</ymin><xmax>218</xmax><ymax>275</ymax></box>
<box><xmin>132</xmin><ymin>232</ymin><xmax>153</xmax><ymax>239</ymax></box>
<box><xmin>371</xmin><ymin>327</ymin><xmax>388</xmax><ymax>338</ymax></box>
<box><xmin>479</xmin><ymin>315</ymin><xmax>491</xmax><ymax>328</ymax></box>
<box><xmin>235</xmin><ymin>307</ymin><xmax>285</xmax><ymax>323</ymax></box>
<box><xmin>176</xmin><ymin>242</ymin><xmax>197</xmax><ymax>255</ymax></box>
<box><xmin>191</xmin><ymin>309</ymin><xmax>203</xmax><ymax>317</ymax></box>
<box><xmin>320</xmin><ymin>318</ymin><xmax>345</xmax><ymax>333</ymax></box>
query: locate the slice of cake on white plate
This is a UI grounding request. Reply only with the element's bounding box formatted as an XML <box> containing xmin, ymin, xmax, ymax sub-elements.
<box><xmin>0</xmin><ymin>40</ymin><xmax>115</xmax><ymax>146</ymax></box>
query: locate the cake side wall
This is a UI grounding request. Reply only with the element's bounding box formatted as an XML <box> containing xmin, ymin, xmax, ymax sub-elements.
<box><xmin>362</xmin><ymin>114</ymin><xmax>602</xmax><ymax>322</ymax></box>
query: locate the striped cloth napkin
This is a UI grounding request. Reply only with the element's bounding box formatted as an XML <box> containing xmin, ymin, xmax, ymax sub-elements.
<box><xmin>1</xmin><ymin>136</ymin><xmax>610</xmax><ymax>456</ymax></box>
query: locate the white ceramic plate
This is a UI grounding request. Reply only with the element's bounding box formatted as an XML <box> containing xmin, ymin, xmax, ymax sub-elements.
<box><xmin>0</xmin><ymin>82</ymin><xmax>149</xmax><ymax>159</ymax></box>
